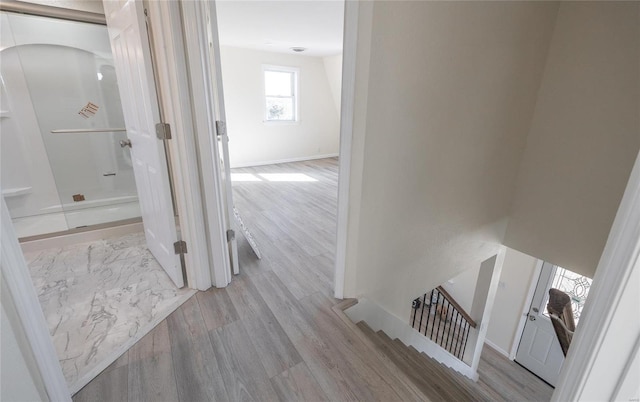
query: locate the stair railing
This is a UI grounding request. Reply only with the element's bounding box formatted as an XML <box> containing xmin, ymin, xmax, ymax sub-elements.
<box><xmin>410</xmin><ymin>286</ymin><xmax>477</xmax><ymax>360</ymax></box>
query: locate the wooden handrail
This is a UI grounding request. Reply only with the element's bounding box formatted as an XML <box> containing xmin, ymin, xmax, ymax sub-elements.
<box><xmin>435</xmin><ymin>286</ymin><xmax>477</xmax><ymax>328</ymax></box>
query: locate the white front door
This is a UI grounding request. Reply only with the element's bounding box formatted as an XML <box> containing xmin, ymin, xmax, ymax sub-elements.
<box><xmin>103</xmin><ymin>0</ymin><xmax>183</xmax><ymax>287</ymax></box>
<box><xmin>516</xmin><ymin>261</ymin><xmax>563</xmax><ymax>386</ymax></box>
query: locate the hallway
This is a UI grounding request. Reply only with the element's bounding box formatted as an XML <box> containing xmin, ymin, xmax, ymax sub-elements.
<box><xmin>74</xmin><ymin>159</ymin><xmax>552</xmax><ymax>401</ymax></box>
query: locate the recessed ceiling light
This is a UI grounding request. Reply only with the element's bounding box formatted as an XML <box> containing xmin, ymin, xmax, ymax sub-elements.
<box><xmin>290</xmin><ymin>47</ymin><xmax>306</xmax><ymax>53</ymax></box>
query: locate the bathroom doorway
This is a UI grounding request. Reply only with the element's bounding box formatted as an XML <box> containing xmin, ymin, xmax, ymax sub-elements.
<box><xmin>0</xmin><ymin>6</ymin><xmax>194</xmax><ymax>394</ymax></box>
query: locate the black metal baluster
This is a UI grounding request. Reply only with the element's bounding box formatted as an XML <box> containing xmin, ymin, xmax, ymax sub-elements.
<box><xmin>450</xmin><ymin>301</ymin><xmax>457</xmax><ymax>350</ymax></box>
<box><xmin>411</xmin><ymin>298</ymin><xmax>418</xmax><ymax>328</ymax></box>
<box><xmin>460</xmin><ymin>322</ymin><xmax>471</xmax><ymax>360</ymax></box>
<box><xmin>460</xmin><ymin>322</ymin><xmax>470</xmax><ymax>360</ymax></box>
<box><xmin>442</xmin><ymin>299</ymin><xmax>451</xmax><ymax>351</ymax></box>
<box><xmin>424</xmin><ymin>290</ymin><xmax>433</xmax><ymax>335</ymax></box>
<box><xmin>456</xmin><ymin>322</ymin><xmax>465</xmax><ymax>359</ymax></box>
<box><xmin>418</xmin><ymin>293</ymin><xmax>426</xmax><ymax>332</ymax></box>
<box><xmin>409</xmin><ymin>286</ymin><xmax>478</xmax><ymax>361</ymax></box>
<box><xmin>445</xmin><ymin>302</ymin><xmax>455</xmax><ymax>353</ymax></box>
<box><xmin>435</xmin><ymin>293</ymin><xmax>445</xmax><ymax>346</ymax></box>
<box><xmin>453</xmin><ymin>311</ymin><xmax>461</xmax><ymax>356</ymax></box>
<box><xmin>430</xmin><ymin>291</ymin><xmax>439</xmax><ymax>341</ymax></box>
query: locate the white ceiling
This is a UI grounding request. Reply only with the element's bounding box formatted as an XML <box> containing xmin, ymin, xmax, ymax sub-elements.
<box><xmin>215</xmin><ymin>1</ymin><xmax>345</xmax><ymax>57</ymax></box>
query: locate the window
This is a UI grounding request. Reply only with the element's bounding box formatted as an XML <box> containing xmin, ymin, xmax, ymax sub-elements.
<box><xmin>263</xmin><ymin>66</ymin><xmax>298</xmax><ymax>122</ymax></box>
<box><xmin>542</xmin><ymin>266</ymin><xmax>592</xmax><ymax>324</ymax></box>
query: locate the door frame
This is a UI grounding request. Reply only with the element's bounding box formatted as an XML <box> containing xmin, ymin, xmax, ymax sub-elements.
<box><xmin>1</xmin><ymin>199</ymin><xmax>71</xmax><ymax>401</ymax></box>
<box><xmin>552</xmin><ymin>152</ymin><xmax>640</xmax><ymax>400</ymax></box>
<box><xmin>178</xmin><ymin>0</ymin><xmax>236</xmax><ymax>287</ymax></box>
<box><xmin>334</xmin><ymin>0</ymin><xmax>364</xmax><ymax>299</ymax></box>
<box><xmin>509</xmin><ymin>258</ymin><xmax>544</xmax><ymax>359</ymax></box>
<box><xmin>144</xmin><ymin>0</ymin><xmax>225</xmax><ymax>289</ymax></box>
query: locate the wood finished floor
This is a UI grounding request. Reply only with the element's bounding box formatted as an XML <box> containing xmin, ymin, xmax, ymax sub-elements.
<box><xmin>75</xmin><ymin>158</ymin><xmax>552</xmax><ymax>402</ymax></box>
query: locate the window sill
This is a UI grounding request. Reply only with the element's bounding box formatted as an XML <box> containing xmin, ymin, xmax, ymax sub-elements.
<box><xmin>263</xmin><ymin>120</ymin><xmax>300</xmax><ymax>126</ymax></box>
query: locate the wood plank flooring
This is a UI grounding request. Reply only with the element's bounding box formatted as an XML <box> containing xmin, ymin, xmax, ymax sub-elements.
<box><xmin>478</xmin><ymin>346</ymin><xmax>554</xmax><ymax>401</ymax></box>
<box><xmin>74</xmin><ymin>158</ymin><xmax>552</xmax><ymax>401</ymax></box>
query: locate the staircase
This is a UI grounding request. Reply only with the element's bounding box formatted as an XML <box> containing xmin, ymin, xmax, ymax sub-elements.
<box><xmin>411</xmin><ymin>286</ymin><xmax>477</xmax><ymax>361</ymax></box>
<box><xmin>356</xmin><ymin>321</ymin><xmax>501</xmax><ymax>402</ymax></box>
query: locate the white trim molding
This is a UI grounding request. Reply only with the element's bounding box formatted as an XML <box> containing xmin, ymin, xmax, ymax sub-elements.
<box><xmin>484</xmin><ymin>339</ymin><xmax>511</xmax><ymax>359</ymax></box>
<box><xmin>333</xmin><ymin>0</ymin><xmax>357</xmax><ymax>299</ymax></box>
<box><xmin>334</xmin><ymin>0</ymin><xmax>374</xmax><ymax>299</ymax></box>
<box><xmin>1</xmin><ymin>199</ymin><xmax>71</xmax><ymax>401</ymax></box>
<box><xmin>145</xmin><ymin>0</ymin><xmax>214</xmax><ymax>290</ymax></box>
<box><xmin>552</xmin><ymin>151</ymin><xmax>640</xmax><ymax>401</ymax></box>
<box><xmin>179</xmin><ymin>0</ymin><xmax>235</xmax><ymax>288</ymax></box>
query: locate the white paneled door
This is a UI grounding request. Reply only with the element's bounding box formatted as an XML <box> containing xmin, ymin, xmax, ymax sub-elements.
<box><xmin>516</xmin><ymin>261</ymin><xmax>564</xmax><ymax>386</ymax></box>
<box><xmin>103</xmin><ymin>0</ymin><xmax>183</xmax><ymax>287</ymax></box>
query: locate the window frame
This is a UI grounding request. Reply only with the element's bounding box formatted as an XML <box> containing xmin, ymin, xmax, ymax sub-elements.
<box><xmin>262</xmin><ymin>64</ymin><xmax>300</xmax><ymax>123</ymax></box>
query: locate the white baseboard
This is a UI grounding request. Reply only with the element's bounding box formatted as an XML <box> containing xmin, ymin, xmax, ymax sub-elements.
<box><xmin>345</xmin><ymin>298</ymin><xmax>479</xmax><ymax>381</ymax></box>
<box><xmin>484</xmin><ymin>339</ymin><xmax>511</xmax><ymax>359</ymax></box>
<box><xmin>230</xmin><ymin>153</ymin><xmax>339</xmax><ymax>168</ymax></box>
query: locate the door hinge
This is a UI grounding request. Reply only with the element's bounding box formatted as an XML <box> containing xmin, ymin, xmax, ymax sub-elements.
<box><xmin>174</xmin><ymin>240</ymin><xmax>188</xmax><ymax>255</ymax></box>
<box><xmin>216</xmin><ymin>120</ymin><xmax>226</xmax><ymax>137</ymax></box>
<box><xmin>156</xmin><ymin>122</ymin><xmax>172</xmax><ymax>140</ymax></box>
<box><xmin>226</xmin><ymin>229</ymin><xmax>235</xmax><ymax>242</ymax></box>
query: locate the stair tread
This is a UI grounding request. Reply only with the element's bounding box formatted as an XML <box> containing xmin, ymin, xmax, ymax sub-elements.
<box><xmin>409</xmin><ymin>347</ymin><xmax>495</xmax><ymax>402</ymax></box>
<box><xmin>355</xmin><ymin>322</ymin><xmax>440</xmax><ymax>401</ymax></box>
<box><xmin>374</xmin><ymin>331</ymin><xmax>452</xmax><ymax>400</ymax></box>
<box><xmin>356</xmin><ymin>321</ymin><xmax>377</xmax><ymax>339</ymax></box>
<box><xmin>390</xmin><ymin>339</ymin><xmax>479</xmax><ymax>402</ymax></box>
<box><xmin>407</xmin><ymin>346</ymin><xmax>474</xmax><ymax>389</ymax></box>
<box><xmin>356</xmin><ymin>323</ymin><xmax>499</xmax><ymax>402</ymax></box>
<box><xmin>358</xmin><ymin>321</ymin><xmax>550</xmax><ymax>401</ymax></box>
<box><xmin>407</xmin><ymin>346</ymin><xmax>481</xmax><ymax>397</ymax></box>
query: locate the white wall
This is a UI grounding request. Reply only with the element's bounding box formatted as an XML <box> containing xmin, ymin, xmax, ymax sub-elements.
<box><xmin>440</xmin><ymin>265</ymin><xmax>479</xmax><ymax>314</ymax></box>
<box><xmin>343</xmin><ymin>1</ymin><xmax>559</xmax><ymax>320</ymax></box>
<box><xmin>323</xmin><ymin>54</ymin><xmax>342</xmax><ymax>116</ymax></box>
<box><xmin>1</xmin><ymin>13</ymin><xmax>63</xmax><ymax>218</ymax></box>
<box><xmin>504</xmin><ymin>2</ymin><xmax>640</xmax><ymax>278</ymax></box>
<box><xmin>485</xmin><ymin>248</ymin><xmax>538</xmax><ymax>355</ymax></box>
<box><xmin>220</xmin><ymin>46</ymin><xmax>340</xmax><ymax>168</ymax></box>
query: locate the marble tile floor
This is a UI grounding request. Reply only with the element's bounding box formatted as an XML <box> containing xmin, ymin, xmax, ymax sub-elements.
<box><xmin>23</xmin><ymin>232</ymin><xmax>196</xmax><ymax>394</ymax></box>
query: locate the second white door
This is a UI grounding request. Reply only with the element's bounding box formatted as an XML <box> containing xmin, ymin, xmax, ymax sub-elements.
<box><xmin>515</xmin><ymin>261</ymin><xmax>564</xmax><ymax>386</ymax></box>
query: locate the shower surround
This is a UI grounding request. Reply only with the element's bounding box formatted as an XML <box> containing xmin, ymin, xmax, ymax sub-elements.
<box><xmin>1</xmin><ymin>11</ymin><xmax>141</xmax><ymax>237</ymax></box>
<box><xmin>23</xmin><ymin>232</ymin><xmax>195</xmax><ymax>394</ymax></box>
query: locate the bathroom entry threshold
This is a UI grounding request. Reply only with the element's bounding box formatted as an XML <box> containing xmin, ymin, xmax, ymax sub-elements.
<box><xmin>19</xmin><ymin>217</ymin><xmax>142</xmax><ymax>242</ymax></box>
<box><xmin>19</xmin><ymin>218</ymin><xmax>144</xmax><ymax>254</ymax></box>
